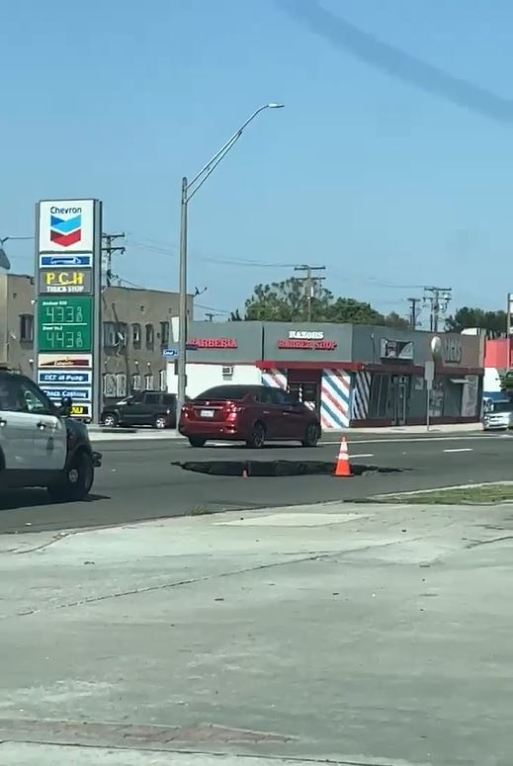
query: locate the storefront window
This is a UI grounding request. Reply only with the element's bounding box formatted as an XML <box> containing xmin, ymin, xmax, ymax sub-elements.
<box><xmin>369</xmin><ymin>374</ymin><xmax>391</xmax><ymax>418</ymax></box>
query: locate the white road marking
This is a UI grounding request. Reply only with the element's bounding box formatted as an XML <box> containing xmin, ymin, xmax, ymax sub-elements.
<box><xmin>443</xmin><ymin>448</ymin><xmax>473</xmax><ymax>453</ymax></box>
<box><xmin>322</xmin><ymin>434</ymin><xmax>504</xmax><ymax>445</ymax></box>
<box><xmin>348</xmin><ymin>453</ymin><xmax>374</xmax><ymax>458</ymax></box>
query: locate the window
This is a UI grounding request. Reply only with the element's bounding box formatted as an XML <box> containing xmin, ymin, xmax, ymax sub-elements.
<box><xmin>144</xmin><ymin>392</ymin><xmax>160</xmax><ymax>404</ymax></box>
<box><xmin>196</xmin><ymin>385</ymin><xmax>249</xmax><ymax>401</ymax></box>
<box><xmin>269</xmin><ymin>388</ymin><xmax>295</xmax><ymax>406</ymax></box>
<box><xmin>19</xmin><ymin>314</ymin><xmax>34</xmax><ymax>343</ymax></box>
<box><xmin>131</xmin><ymin>373</ymin><xmax>141</xmax><ymax>392</ymax></box>
<box><xmin>163</xmin><ymin>394</ymin><xmax>176</xmax><ymax>407</ymax></box>
<box><xmin>103</xmin><ymin>322</ymin><xmax>117</xmax><ymax>348</ymax></box>
<box><xmin>103</xmin><ymin>322</ymin><xmax>127</xmax><ymax>348</ymax></box>
<box><xmin>144</xmin><ymin>373</ymin><xmax>154</xmax><ymax>390</ymax></box>
<box><xmin>159</xmin><ymin>369</ymin><xmax>167</xmax><ymax>391</ymax></box>
<box><xmin>145</xmin><ymin>324</ymin><xmax>154</xmax><ymax>349</ymax></box>
<box><xmin>116</xmin><ymin>373</ymin><xmax>127</xmax><ymax>398</ymax></box>
<box><xmin>0</xmin><ymin>375</ymin><xmax>51</xmax><ymax>413</ymax></box>
<box><xmin>132</xmin><ymin>323</ymin><xmax>141</xmax><ymax>348</ymax></box>
<box><xmin>160</xmin><ymin>321</ymin><xmax>170</xmax><ymax>347</ymax></box>
<box><xmin>103</xmin><ymin>373</ymin><xmax>117</xmax><ymax>398</ymax></box>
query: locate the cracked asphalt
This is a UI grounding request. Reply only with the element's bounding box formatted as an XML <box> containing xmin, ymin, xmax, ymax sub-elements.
<box><xmin>1</xmin><ymin>430</ymin><xmax>512</xmax><ymax>533</ymax></box>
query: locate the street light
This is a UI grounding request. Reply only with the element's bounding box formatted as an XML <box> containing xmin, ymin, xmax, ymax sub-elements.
<box><xmin>176</xmin><ymin>103</ymin><xmax>284</xmax><ymax>418</ymax></box>
<box><xmin>0</xmin><ymin>236</ymin><xmax>34</xmax><ymax>271</ymax></box>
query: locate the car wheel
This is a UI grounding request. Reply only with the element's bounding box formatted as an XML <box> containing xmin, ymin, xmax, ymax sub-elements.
<box><xmin>189</xmin><ymin>437</ymin><xmax>206</xmax><ymax>447</ymax></box>
<box><xmin>246</xmin><ymin>422</ymin><xmax>265</xmax><ymax>449</ymax></box>
<box><xmin>47</xmin><ymin>450</ymin><xmax>95</xmax><ymax>503</ymax></box>
<box><xmin>154</xmin><ymin>415</ymin><xmax>168</xmax><ymax>429</ymax></box>
<box><xmin>302</xmin><ymin>423</ymin><xmax>320</xmax><ymax>447</ymax></box>
<box><xmin>102</xmin><ymin>413</ymin><xmax>118</xmax><ymax>428</ymax></box>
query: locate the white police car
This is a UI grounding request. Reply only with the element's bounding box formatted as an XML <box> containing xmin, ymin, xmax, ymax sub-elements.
<box><xmin>0</xmin><ymin>370</ymin><xmax>101</xmax><ymax>501</ymax></box>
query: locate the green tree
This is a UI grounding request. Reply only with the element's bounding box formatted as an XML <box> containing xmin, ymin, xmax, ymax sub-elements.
<box><xmin>446</xmin><ymin>306</ymin><xmax>506</xmax><ymax>337</ymax></box>
<box><xmin>231</xmin><ymin>278</ymin><xmax>407</xmax><ymax>326</ymax></box>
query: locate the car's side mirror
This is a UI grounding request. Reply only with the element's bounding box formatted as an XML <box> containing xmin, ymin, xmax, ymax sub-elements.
<box><xmin>59</xmin><ymin>396</ymin><xmax>73</xmax><ymax>416</ymax></box>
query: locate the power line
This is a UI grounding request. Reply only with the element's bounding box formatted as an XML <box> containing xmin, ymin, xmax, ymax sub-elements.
<box><xmin>102</xmin><ymin>232</ymin><xmax>126</xmax><ymax>287</ymax></box>
<box><xmin>423</xmin><ymin>286</ymin><xmax>452</xmax><ymax>332</ymax></box>
<box><xmin>293</xmin><ymin>264</ymin><xmax>326</xmax><ymax>321</ymax></box>
<box><xmin>408</xmin><ymin>297</ymin><xmax>422</xmax><ymax>330</ymax></box>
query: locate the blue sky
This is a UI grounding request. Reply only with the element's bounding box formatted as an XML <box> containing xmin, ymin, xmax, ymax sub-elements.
<box><xmin>2</xmin><ymin>0</ymin><xmax>513</xmax><ymax>324</ymax></box>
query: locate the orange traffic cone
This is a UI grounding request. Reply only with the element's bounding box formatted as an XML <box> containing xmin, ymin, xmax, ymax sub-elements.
<box><xmin>334</xmin><ymin>436</ymin><xmax>352</xmax><ymax>477</ymax></box>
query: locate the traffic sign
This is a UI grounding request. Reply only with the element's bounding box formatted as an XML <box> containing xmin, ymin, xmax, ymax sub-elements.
<box><xmin>39</xmin><ymin>254</ymin><xmax>92</xmax><ymax>269</ymax></box>
<box><xmin>424</xmin><ymin>360</ymin><xmax>435</xmax><ymax>390</ymax></box>
<box><xmin>162</xmin><ymin>347</ymin><xmax>179</xmax><ymax>359</ymax></box>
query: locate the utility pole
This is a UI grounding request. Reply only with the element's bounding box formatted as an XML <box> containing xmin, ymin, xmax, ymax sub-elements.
<box><xmin>102</xmin><ymin>232</ymin><xmax>126</xmax><ymax>287</ymax></box>
<box><xmin>423</xmin><ymin>286</ymin><xmax>452</xmax><ymax>332</ymax></box>
<box><xmin>294</xmin><ymin>265</ymin><xmax>326</xmax><ymax>321</ymax></box>
<box><xmin>408</xmin><ymin>297</ymin><xmax>421</xmax><ymax>330</ymax></box>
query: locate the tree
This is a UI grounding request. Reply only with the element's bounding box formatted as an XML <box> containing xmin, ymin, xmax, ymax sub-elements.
<box><xmin>445</xmin><ymin>306</ymin><xmax>506</xmax><ymax>337</ymax></box>
<box><xmin>231</xmin><ymin>278</ymin><xmax>408</xmax><ymax>327</ymax></box>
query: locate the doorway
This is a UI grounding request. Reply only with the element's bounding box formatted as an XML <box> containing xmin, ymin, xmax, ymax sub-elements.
<box><xmin>392</xmin><ymin>375</ymin><xmax>410</xmax><ymax>425</ymax></box>
<box><xmin>287</xmin><ymin>369</ymin><xmax>321</xmax><ymax>414</ymax></box>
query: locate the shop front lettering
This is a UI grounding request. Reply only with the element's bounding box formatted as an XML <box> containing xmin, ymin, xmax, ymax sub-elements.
<box><xmin>288</xmin><ymin>330</ymin><xmax>324</xmax><ymax>340</ymax></box>
<box><xmin>188</xmin><ymin>338</ymin><xmax>238</xmax><ymax>349</ymax></box>
<box><xmin>277</xmin><ymin>339</ymin><xmax>337</xmax><ymax>350</ymax></box>
<box><xmin>443</xmin><ymin>337</ymin><xmax>462</xmax><ymax>363</ymax></box>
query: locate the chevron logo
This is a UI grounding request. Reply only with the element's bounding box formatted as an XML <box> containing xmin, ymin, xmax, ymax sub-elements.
<box><xmin>50</xmin><ymin>213</ymin><xmax>82</xmax><ymax>247</ymax></box>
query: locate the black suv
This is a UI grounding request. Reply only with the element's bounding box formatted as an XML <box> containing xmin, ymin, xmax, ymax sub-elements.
<box><xmin>101</xmin><ymin>391</ymin><xmax>177</xmax><ymax>429</ymax></box>
<box><xmin>0</xmin><ymin>370</ymin><xmax>101</xmax><ymax>501</ymax></box>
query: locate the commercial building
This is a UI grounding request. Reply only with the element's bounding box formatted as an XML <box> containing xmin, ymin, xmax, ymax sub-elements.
<box><xmin>0</xmin><ymin>273</ymin><xmax>192</xmax><ymax>402</ymax></box>
<box><xmin>166</xmin><ymin>321</ymin><xmax>484</xmax><ymax>429</ymax></box>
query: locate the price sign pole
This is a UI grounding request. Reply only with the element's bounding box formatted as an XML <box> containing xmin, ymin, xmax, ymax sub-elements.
<box><xmin>34</xmin><ymin>199</ymin><xmax>103</xmax><ymax>423</ymax></box>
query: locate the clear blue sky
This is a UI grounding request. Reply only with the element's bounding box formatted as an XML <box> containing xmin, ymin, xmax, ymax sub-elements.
<box><xmin>2</xmin><ymin>0</ymin><xmax>512</xmax><ymax>324</ymax></box>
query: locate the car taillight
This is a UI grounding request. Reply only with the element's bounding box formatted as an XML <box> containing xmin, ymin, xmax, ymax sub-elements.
<box><xmin>225</xmin><ymin>403</ymin><xmax>243</xmax><ymax>419</ymax></box>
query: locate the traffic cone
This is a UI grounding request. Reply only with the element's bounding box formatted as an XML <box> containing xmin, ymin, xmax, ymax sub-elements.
<box><xmin>334</xmin><ymin>436</ymin><xmax>352</xmax><ymax>477</ymax></box>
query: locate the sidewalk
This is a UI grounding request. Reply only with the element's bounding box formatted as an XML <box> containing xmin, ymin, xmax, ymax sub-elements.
<box><xmin>87</xmin><ymin>421</ymin><xmax>482</xmax><ymax>443</ymax></box>
<box><xmin>1</xmin><ymin>499</ymin><xmax>512</xmax><ymax>764</ymax></box>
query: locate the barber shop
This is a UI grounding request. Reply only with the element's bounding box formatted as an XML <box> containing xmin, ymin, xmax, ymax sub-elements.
<box><xmin>166</xmin><ymin>321</ymin><xmax>484</xmax><ymax>430</ymax></box>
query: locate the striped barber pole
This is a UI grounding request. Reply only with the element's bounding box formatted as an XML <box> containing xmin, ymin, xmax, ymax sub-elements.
<box><xmin>320</xmin><ymin>369</ymin><xmax>351</xmax><ymax>430</ymax></box>
<box><xmin>352</xmin><ymin>370</ymin><xmax>372</xmax><ymax>420</ymax></box>
<box><xmin>261</xmin><ymin>369</ymin><xmax>287</xmax><ymax>389</ymax></box>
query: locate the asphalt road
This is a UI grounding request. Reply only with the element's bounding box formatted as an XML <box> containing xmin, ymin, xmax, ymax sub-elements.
<box><xmin>1</xmin><ymin>430</ymin><xmax>512</xmax><ymax>534</ymax></box>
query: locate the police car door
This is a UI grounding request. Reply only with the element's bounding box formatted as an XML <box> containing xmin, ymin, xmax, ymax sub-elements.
<box><xmin>15</xmin><ymin>377</ymin><xmax>67</xmax><ymax>471</ymax></box>
<box><xmin>0</xmin><ymin>373</ymin><xmax>35</xmax><ymax>470</ymax></box>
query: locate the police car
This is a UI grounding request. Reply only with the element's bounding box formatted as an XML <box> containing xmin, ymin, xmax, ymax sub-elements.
<box><xmin>0</xmin><ymin>370</ymin><xmax>101</xmax><ymax>501</ymax></box>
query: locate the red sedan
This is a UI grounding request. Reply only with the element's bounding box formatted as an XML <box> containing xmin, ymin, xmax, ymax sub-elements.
<box><xmin>179</xmin><ymin>384</ymin><xmax>321</xmax><ymax>448</ymax></box>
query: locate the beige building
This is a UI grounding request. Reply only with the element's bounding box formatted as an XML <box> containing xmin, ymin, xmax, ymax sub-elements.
<box><xmin>0</xmin><ymin>273</ymin><xmax>192</xmax><ymax>401</ymax></box>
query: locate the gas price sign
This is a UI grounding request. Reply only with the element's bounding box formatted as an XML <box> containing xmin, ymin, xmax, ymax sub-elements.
<box><xmin>38</xmin><ymin>296</ymin><xmax>92</xmax><ymax>352</ymax></box>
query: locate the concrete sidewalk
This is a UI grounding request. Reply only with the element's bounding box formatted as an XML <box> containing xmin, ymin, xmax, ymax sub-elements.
<box><xmin>1</xmin><ymin>500</ymin><xmax>511</xmax><ymax>765</ymax></box>
<box><xmin>87</xmin><ymin>421</ymin><xmax>483</xmax><ymax>443</ymax></box>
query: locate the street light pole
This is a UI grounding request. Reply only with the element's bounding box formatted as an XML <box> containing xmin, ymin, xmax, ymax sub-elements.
<box><xmin>177</xmin><ymin>176</ymin><xmax>188</xmax><ymax>415</ymax></box>
<box><xmin>176</xmin><ymin>103</ymin><xmax>284</xmax><ymax>420</ymax></box>
<box><xmin>0</xmin><ymin>236</ymin><xmax>34</xmax><ymax>271</ymax></box>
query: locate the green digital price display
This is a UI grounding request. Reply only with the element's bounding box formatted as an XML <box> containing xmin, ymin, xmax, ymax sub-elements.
<box><xmin>38</xmin><ymin>296</ymin><xmax>92</xmax><ymax>352</ymax></box>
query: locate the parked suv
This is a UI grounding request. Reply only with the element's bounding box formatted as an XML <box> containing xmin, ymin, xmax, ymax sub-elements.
<box><xmin>101</xmin><ymin>391</ymin><xmax>177</xmax><ymax>429</ymax></box>
<box><xmin>0</xmin><ymin>370</ymin><xmax>101</xmax><ymax>501</ymax></box>
<box><xmin>179</xmin><ymin>384</ymin><xmax>321</xmax><ymax>448</ymax></box>
<box><xmin>482</xmin><ymin>399</ymin><xmax>513</xmax><ymax>430</ymax></box>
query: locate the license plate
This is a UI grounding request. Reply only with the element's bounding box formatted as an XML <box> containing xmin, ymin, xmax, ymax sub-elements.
<box><xmin>200</xmin><ymin>409</ymin><xmax>215</xmax><ymax>418</ymax></box>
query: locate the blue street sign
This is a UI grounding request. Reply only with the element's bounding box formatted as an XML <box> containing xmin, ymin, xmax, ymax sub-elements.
<box><xmin>39</xmin><ymin>254</ymin><xmax>92</xmax><ymax>268</ymax></box>
<box><xmin>38</xmin><ymin>370</ymin><xmax>92</xmax><ymax>385</ymax></box>
<box><xmin>42</xmin><ymin>387</ymin><xmax>92</xmax><ymax>401</ymax></box>
<box><xmin>162</xmin><ymin>348</ymin><xmax>179</xmax><ymax>359</ymax></box>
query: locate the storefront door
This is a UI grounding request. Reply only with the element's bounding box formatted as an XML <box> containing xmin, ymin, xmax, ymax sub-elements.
<box><xmin>393</xmin><ymin>375</ymin><xmax>409</xmax><ymax>426</ymax></box>
<box><xmin>287</xmin><ymin>370</ymin><xmax>321</xmax><ymax>414</ymax></box>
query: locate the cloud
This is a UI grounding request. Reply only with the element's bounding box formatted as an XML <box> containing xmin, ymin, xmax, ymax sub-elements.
<box><xmin>277</xmin><ymin>0</ymin><xmax>513</xmax><ymax>123</ymax></box>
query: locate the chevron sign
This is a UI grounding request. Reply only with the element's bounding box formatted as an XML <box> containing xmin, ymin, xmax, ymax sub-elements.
<box><xmin>50</xmin><ymin>209</ymin><xmax>82</xmax><ymax>247</ymax></box>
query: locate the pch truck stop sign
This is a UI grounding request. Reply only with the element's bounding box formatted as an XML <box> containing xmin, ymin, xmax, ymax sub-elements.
<box><xmin>39</xmin><ymin>269</ymin><xmax>92</xmax><ymax>294</ymax></box>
